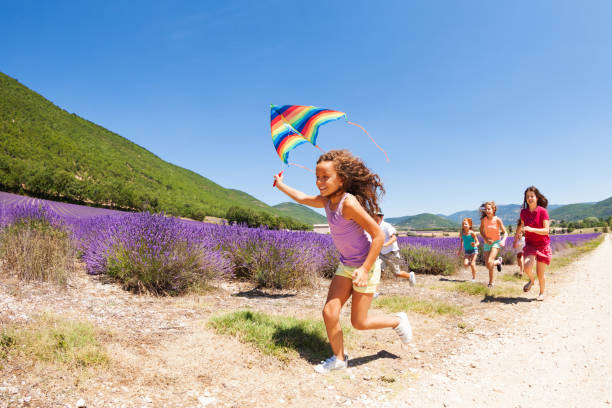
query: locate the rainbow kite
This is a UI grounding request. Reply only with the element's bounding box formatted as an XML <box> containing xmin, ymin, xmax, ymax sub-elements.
<box><xmin>270</xmin><ymin>104</ymin><xmax>389</xmax><ymax>167</ymax></box>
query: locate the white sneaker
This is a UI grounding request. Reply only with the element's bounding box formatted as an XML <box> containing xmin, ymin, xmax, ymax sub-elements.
<box><xmin>314</xmin><ymin>354</ymin><xmax>348</xmax><ymax>373</ymax></box>
<box><xmin>408</xmin><ymin>271</ymin><xmax>416</xmax><ymax>287</ymax></box>
<box><xmin>393</xmin><ymin>312</ymin><xmax>413</xmax><ymax>344</ymax></box>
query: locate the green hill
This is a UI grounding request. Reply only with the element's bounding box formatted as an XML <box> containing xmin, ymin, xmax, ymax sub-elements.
<box><xmin>385</xmin><ymin>213</ymin><xmax>460</xmax><ymax>230</ymax></box>
<box><xmin>272</xmin><ymin>202</ymin><xmax>327</xmax><ymax>225</ymax></box>
<box><xmin>0</xmin><ymin>72</ymin><xmax>283</xmax><ymax>221</ymax></box>
<box><xmin>549</xmin><ymin>197</ymin><xmax>612</xmax><ymax>221</ymax></box>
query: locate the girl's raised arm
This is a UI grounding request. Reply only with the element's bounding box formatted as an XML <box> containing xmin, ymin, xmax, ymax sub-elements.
<box><xmin>274</xmin><ymin>173</ymin><xmax>325</xmax><ymax>208</ymax></box>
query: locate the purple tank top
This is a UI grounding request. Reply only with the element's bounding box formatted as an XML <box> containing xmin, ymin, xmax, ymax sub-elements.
<box><xmin>324</xmin><ymin>193</ymin><xmax>371</xmax><ymax>267</ymax></box>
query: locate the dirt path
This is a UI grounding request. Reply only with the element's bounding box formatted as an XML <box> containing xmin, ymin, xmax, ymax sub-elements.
<box><xmin>1</xmin><ymin>237</ymin><xmax>610</xmax><ymax>407</ymax></box>
<box><xmin>394</xmin><ymin>234</ymin><xmax>612</xmax><ymax>407</ymax></box>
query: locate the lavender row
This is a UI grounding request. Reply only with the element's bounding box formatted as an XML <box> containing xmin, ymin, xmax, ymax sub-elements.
<box><xmin>0</xmin><ymin>196</ymin><xmax>602</xmax><ymax>288</ymax></box>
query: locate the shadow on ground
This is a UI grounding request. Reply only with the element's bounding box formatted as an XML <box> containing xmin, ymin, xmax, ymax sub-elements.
<box><xmin>234</xmin><ymin>288</ymin><xmax>296</xmax><ymax>299</ymax></box>
<box><xmin>348</xmin><ymin>350</ymin><xmax>400</xmax><ymax>368</ymax></box>
<box><xmin>481</xmin><ymin>294</ymin><xmax>536</xmax><ymax>304</ymax></box>
<box><xmin>272</xmin><ymin>326</ymin><xmax>331</xmax><ymax>363</ymax></box>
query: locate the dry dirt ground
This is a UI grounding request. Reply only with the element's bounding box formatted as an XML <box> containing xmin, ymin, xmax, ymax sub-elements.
<box><xmin>1</xmin><ymin>236</ymin><xmax>610</xmax><ymax>408</ymax></box>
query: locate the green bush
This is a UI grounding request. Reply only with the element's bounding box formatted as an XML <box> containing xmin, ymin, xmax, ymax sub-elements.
<box><xmin>225</xmin><ymin>206</ymin><xmax>311</xmax><ymax>231</ymax></box>
<box><xmin>400</xmin><ymin>246</ymin><xmax>458</xmax><ymax>275</ymax></box>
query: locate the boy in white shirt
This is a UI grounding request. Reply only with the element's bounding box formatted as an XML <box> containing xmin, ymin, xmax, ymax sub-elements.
<box><xmin>374</xmin><ymin>211</ymin><xmax>416</xmax><ymax>296</ymax></box>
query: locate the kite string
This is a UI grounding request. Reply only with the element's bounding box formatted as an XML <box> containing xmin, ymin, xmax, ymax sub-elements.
<box><xmin>347</xmin><ymin>121</ymin><xmax>390</xmax><ymax>162</ymax></box>
<box><xmin>288</xmin><ymin>162</ymin><xmax>314</xmax><ymax>173</ymax></box>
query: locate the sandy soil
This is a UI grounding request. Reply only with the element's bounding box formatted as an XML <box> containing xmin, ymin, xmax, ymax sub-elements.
<box><xmin>1</xmin><ymin>236</ymin><xmax>610</xmax><ymax>408</ymax></box>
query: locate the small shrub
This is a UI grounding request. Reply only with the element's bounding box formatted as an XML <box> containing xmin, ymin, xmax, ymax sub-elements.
<box><xmin>400</xmin><ymin>246</ymin><xmax>458</xmax><ymax>275</ymax></box>
<box><xmin>227</xmin><ymin>239</ymin><xmax>317</xmax><ymax>289</ymax></box>
<box><xmin>104</xmin><ymin>213</ymin><xmax>229</xmax><ymax>295</ymax></box>
<box><xmin>0</xmin><ymin>219</ymin><xmax>75</xmax><ymax>285</ymax></box>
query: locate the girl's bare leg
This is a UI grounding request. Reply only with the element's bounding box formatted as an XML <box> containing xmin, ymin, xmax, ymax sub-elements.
<box><xmin>322</xmin><ymin>276</ymin><xmax>353</xmax><ymax>360</ymax></box>
<box><xmin>486</xmin><ymin>248</ymin><xmax>499</xmax><ymax>285</ymax></box>
<box><xmin>517</xmin><ymin>255</ymin><xmax>524</xmax><ymax>276</ymax></box>
<box><xmin>350</xmin><ymin>291</ymin><xmax>400</xmax><ymax>330</ymax></box>
<box><xmin>469</xmin><ymin>254</ymin><xmax>477</xmax><ymax>279</ymax></box>
<box><xmin>463</xmin><ymin>257</ymin><xmax>470</xmax><ymax>275</ymax></box>
<box><xmin>524</xmin><ymin>255</ymin><xmax>536</xmax><ymax>285</ymax></box>
<box><xmin>536</xmin><ymin>261</ymin><xmax>546</xmax><ymax>295</ymax></box>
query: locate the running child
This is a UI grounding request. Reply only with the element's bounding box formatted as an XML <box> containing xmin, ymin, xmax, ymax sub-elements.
<box><xmin>273</xmin><ymin>149</ymin><xmax>412</xmax><ymax>373</ymax></box>
<box><xmin>515</xmin><ymin>219</ymin><xmax>526</xmax><ymax>277</ymax></box>
<box><xmin>514</xmin><ymin>186</ymin><xmax>551</xmax><ymax>301</ymax></box>
<box><xmin>374</xmin><ymin>211</ymin><xmax>416</xmax><ymax>290</ymax></box>
<box><xmin>479</xmin><ymin>201</ymin><xmax>507</xmax><ymax>287</ymax></box>
<box><xmin>457</xmin><ymin>217</ymin><xmax>479</xmax><ymax>281</ymax></box>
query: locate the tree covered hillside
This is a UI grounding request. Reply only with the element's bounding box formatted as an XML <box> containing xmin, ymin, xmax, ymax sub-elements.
<box><xmin>549</xmin><ymin>197</ymin><xmax>612</xmax><ymax>221</ymax></box>
<box><xmin>272</xmin><ymin>202</ymin><xmax>327</xmax><ymax>225</ymax></box>
<box><xmin>0</xmin><ymin>72</ymin><xmax>280</xmax><ymax>220</ymax></box>
<box><xmin>386</xmin><ymin>213</ymin><xmax>459</xmax><ymax>230</ymax></box>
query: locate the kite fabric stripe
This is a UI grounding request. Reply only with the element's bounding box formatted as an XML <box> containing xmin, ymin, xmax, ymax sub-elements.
<box><xmin>270</xmin><ymin>103</ymin><xmax>389</xmax><ymax>164</ymax></box>
<box><xmin>272</xmin><ymin>104</ymin><xmax>346</xmax><ymax>146</ymax></box>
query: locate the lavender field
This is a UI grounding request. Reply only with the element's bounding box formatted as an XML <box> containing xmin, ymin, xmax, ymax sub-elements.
<box><xmin>0</xmin><ymin>191</ymin><xmax>602</xmax><ymax>292</ymax></box>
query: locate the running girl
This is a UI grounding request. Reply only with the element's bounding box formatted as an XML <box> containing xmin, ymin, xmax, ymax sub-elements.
<box><xmin>273</xmin><ymin>149</ymin><xmax>412</xmax><ymax>373</ymax></box>
<box><xmin>457</xmin><ymin>218</ymin><xmax>479</xmax><ymax>281</ymax></box>
<box><xmin>479</xmin><ymin>201</ymin><xmax>507</xmax><ymax>287</ymax></box>
<box><xmin>514</xmin><ymin>186</ymin><xmax>551</xmax><ymax>301</ymax></box>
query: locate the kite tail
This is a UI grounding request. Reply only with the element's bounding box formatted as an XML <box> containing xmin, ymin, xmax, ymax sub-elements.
<box><xmin>347</xmin><ymin>121</ymin><xmax>390</xmax><ymax>162</ymax></box>
<box><xmin>313</xmin><ymin>144</ymin><xmax>325</xmax><ymax>153</ymax></box>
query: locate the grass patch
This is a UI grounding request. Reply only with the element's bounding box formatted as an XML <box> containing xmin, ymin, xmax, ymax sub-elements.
<box><xmin>549</xmin><ymin>235</ymin><xmax>604</xmax><ymax>271</ymax></box>
<box><xmin>0</xmin><ymin>313</ymin><xmax>108</xmax><ymax>368</ymax></box>
<box><xmin>207</xmin><ymin>310</ymin><xmax>348</xmax><ymax>362</ymax></box>
<box><xmin>436</xmin><ymin>281</ymin><xmax>524</xmax><ymax>297</ymax></box>
<box><xmin>373</xmin><ymin>295</ymin><xmax>463</xmax><ymax>316</ymax></box>
<box><xmin>500</xmin><ymin>273</ymin><xmax>529</xmax><ymax>283</ymax></box>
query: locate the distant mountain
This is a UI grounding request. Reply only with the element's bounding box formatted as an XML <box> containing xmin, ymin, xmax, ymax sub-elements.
<box><xmin>549</xmin><ymin>197</ymin><xmax>612</xmax><ymax>221</ymax></box>
<box><xmin>386</xmin><ymin>213</ymin><xmax>460</xmax><ymax>230</ymax></box>
<box><xmin>272</xmin><ymin>202</ymin><xmax>327</xmax><ymax>225</ymax></box>
<box><xmin>0</xmin><ymin>71</ymin><xmax>292</xmax><ymax>222</ymax></box>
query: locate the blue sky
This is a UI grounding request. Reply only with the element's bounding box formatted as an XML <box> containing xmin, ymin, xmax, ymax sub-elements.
<box><xmin>2</xmin><ymin>1</ymin><xmax>611</xmax><ymax>217</ymax></box>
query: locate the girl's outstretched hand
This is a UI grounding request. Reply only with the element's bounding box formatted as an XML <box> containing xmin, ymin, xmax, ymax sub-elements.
<box><xmin>352</xmin><ymin>267</ymin><xmax>368</xmax><ymax>287</ymax></box>
<box><xmin>272</xmin><ymin>171</ymin><xmax>284</xmax><ymax>187</ymax></box>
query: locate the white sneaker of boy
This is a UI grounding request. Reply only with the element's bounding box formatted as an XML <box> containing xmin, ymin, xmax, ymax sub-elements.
<box><xmin>314</xmin><ymin>354</ymin><xmax>348</xmax><ymax>373</ymax></box>
<box><xmin>408</xmin><ymin>271</ymin><xmax>416</xmax><ymax>287</ymax></box>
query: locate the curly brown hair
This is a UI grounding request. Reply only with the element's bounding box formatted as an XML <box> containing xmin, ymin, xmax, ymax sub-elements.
<box><xmin>317</xmin><ymin>149</ymin><xmax>385</xmax><ymax>218</ymax></box>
